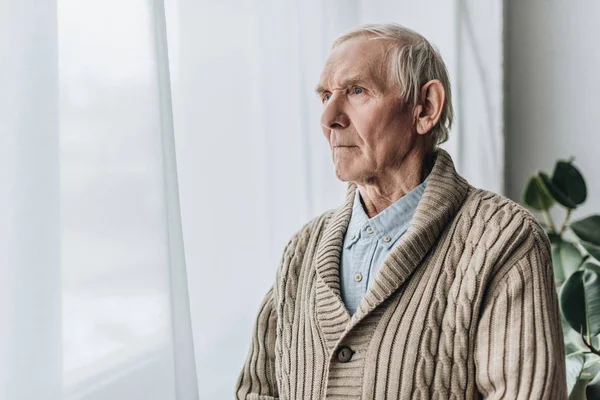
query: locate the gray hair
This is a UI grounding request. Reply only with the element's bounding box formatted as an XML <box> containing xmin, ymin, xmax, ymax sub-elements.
<box><xmin>332</xmin><ymin>23</ymin><xmax>453</xmax><ymax>147</ymax></box>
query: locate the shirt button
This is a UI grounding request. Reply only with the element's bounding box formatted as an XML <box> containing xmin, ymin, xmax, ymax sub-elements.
<box><xmin>336</xmin><ymin>346</ymin><xmax>354</xmax><ymax>363</ymax></box>
<box><xmin>354</xmin><ymin>273</ymin><xmax>362</xmax><ymax>282</ymax></box>
<box><xmin>350</xmin><ymin>234</ymin><xmax>356</xmax><ymax>240</ymax></box>
<box><xmin>366</xmin><ymin>226</ymin><xmax>374</xmax><ymax>234</ymax></box>
<box><xmin>383</xmin><ymin>235</ymin><xmax>391</xmax><ymax>242</ymax></box>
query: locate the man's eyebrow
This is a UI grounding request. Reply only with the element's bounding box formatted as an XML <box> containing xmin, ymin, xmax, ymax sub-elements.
<box><xmin>314</xmin><ymin>76</ymin><xmax>372</xmax><ymax>97</ymax></box>
<box><xmin>315</xmin><ymin>84</ymin><xmax>327</xmax><ymax>97</ymax></box>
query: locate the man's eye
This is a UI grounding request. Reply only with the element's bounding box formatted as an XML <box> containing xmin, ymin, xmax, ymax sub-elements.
<box><xmin>353</xmin><ymin>87</ymin><xmax>364</xmax><ymax>95</ymax></box>
<box><xmin>322</xmin><ymin>93</ymin><xmax>331</xmax><ymax>102</ymax></box>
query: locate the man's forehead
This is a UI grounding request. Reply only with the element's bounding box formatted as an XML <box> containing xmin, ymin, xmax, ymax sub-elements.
<box><xmin>319</xmin><ymin>38</ymin><xmax>389</xmax><ymax>87</ymax></box>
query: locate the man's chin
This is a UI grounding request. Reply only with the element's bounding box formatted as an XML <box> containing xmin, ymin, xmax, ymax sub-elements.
<box><xmin>334</xmin><ymin>167</ymin><xmax>358</xmax><ymax>183</ymax></box>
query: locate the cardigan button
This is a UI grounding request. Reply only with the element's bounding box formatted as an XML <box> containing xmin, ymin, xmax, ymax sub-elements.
<box><xmin>337</xmin><ymin>346</ymin><xmax>354</xmax><ymax>363</ymax></box>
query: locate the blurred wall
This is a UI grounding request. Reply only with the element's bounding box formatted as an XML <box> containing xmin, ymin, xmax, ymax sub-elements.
<box><xmin>505</xmin><ymin>0</ymin><xmax>600</xmax><ymax>218</ymax></box>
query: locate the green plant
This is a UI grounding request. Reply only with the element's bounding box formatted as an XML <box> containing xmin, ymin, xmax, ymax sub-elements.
<box><xmin>523</xmin><ymin>158</ymin><xmax>600</xmax><ymax>399</ymax></box>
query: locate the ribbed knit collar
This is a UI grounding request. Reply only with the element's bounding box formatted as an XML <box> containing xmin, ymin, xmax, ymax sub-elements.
<box><xmin>313</xmin><ymin>148</ymin><xmax>471</xmax><ymax>351</ymax></box>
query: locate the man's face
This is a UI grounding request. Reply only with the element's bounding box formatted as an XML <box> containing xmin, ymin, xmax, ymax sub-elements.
<box><xmin>317</xmin><ymin>36</ymin><xmax>417</xmax><ymax>183</ymax></box>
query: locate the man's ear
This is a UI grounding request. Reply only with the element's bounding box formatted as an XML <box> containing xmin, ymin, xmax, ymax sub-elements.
<box><xmin>414</xmin><ymin>80</ymin><xmax>445</xmax><ymax>136</ymax></box>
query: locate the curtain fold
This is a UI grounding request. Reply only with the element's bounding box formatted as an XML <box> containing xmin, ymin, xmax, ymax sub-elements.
<box><xmin>150</xmin><ymin>0</ymin><xmax>199</xmax><ymax>398</ymax></box>
<box><xmin>0</xmin><ymin>1</ymin><xmax>61</xmax><ymax>399</ymax></box>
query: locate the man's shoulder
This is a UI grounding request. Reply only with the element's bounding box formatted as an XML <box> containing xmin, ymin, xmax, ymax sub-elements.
<box><xmin>458</xmin><ymin>187</ymin><xmax>549</xmax><ymax>259</ymax></box>
<box><xmin>287</xmin><ymin>205</ymin><xmax>341</xmax><ymax>243</ymax></box>
<box><xmin>461</xmin><ymin>187</ymin><xmax>541</xmax><ymax>230</ymax></box>
<box><xmin>279</xmin><ymin>211</ymin><xmax>332</xmax><ymax>263</ymax></box>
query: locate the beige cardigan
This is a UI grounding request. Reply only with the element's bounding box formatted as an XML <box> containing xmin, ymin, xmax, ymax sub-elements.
<box><xmin>235</xmin><ymin>149</ymin><xmax>567</xmax><ymax>399</ymax></box>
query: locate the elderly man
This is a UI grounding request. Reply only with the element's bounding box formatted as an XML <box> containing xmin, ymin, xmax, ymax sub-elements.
<box><xmin>236</xmin><ymin>23</ymin><xmax>567</xmax><ymax>399</ymax></box>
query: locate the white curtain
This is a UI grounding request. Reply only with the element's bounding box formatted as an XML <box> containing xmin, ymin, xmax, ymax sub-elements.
<box><xmin>0</xmin><ymin>0</ymin><xmax>198</xmax><ymax>399</ymax></box>
<box><xmin>168</xmin><ymin>0</ymin><xmax>502</xmax><ymax>398</ymax></box>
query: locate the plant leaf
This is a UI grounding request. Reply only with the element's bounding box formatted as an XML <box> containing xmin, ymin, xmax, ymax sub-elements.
<box><xmin>583</xmin><ymin>263</ymin><xmax>600</xmax><ymax>336</ymax></box>
<box><xmin>561</xmin><ymin>270</ymin><xmax>587</xmax><ymax>334</ymax></box>
<box><xmin>586</xmin><ymin>367</ymin><xmax>600</xmax><ymax>400</ymax></box>
<box><xmin>548</xmin><ymin>231</ymin><xmax>562</xmax><ymax>245</ymax></box>
<box><xmin>558</xmin><ymin>240</ymin><xmax>585</xmax><ymax>278</ymax></box>
<box><xmin>539</xmin><ymin>172</ymin><xmax>578</xmax><ymax>209</ymax></box>
<box><xmin>580</xmin><ymin>240</ymin><xmax>600</xmax><ymax>262</ymax></box>
<box><xmin>552</xmin><ymin>244</ymin><xmax>566</xmax><ymax>283</ymax></box>
<box><xmin>561</xmin><ymin>264</ymin><xmax>600</xmax><ymax>336</ymax></box>
<box><xmin>566</xmin><ymin>353</ymin><xmax>585</xmax><ymax>396</ymax></box>
<box><xmin>582</xmin><ymin>353</ymin><xmax>600</xmax><ymax>381</ymax></box>
<box><xmin>552</xmin><ymin>160</ymin><xmax>587</xmax><ymax>205</ymax></box>
<box><xmin>571</xmin><ymin>377</ymin><xmax>592</xmax><ymax>400</ymax></box>
<box><xmin>523</xmin><ymin>174</ymin><xmax>555</xmax><ymax>211</ymax></box>
<box><xmin>571</xmin><ymin>216</ymin><xmax>600</xmax><ymax>246</ymax></box>
<box><xmin>564</xmin><ymin>340</ymin><xmax>580</xmax><ymax>355</ymax></box>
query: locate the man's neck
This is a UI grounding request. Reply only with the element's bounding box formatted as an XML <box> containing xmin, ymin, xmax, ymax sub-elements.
<box><xmin>356</xmin><ymin>151</ymin><xmax>433</xmax><ymax>219</ymax></box>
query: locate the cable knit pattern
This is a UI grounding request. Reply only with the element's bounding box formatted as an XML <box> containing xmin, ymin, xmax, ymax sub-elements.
<box><xmin>235</xmin><ymin>149</ymin><xmax>567</xmax><ymax>400</ymax></box>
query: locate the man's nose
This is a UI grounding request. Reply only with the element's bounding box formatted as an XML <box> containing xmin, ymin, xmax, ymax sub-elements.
<box><xmin>320</xmin><ymin>92</ymin><xmax>349</xmax><ymax>131</ymax></box>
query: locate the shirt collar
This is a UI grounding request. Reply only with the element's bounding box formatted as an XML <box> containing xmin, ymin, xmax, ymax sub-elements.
<box><xmin>344</xmin><ymin>176</ymin><xmax>429</xmax><ymax>250</ymax></box>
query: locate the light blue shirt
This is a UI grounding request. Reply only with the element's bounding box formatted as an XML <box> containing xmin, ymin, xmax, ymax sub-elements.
<box><xmin>339</xmin><ymin>177</ymin><xmax>428</xmax><ymax>316</ymax></box>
